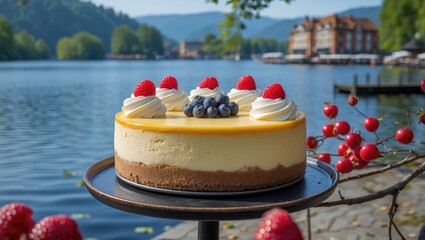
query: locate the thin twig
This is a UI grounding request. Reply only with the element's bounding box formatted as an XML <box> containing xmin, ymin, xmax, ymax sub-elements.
<box><xmin>316</xmin><ymin>160</ymin><xmax>425</xmax><ymax>207</ymax></box>
<box><xmin>306</xmin><ymin>209</ymin><xmax>311</xmax><ymax>240</ymax></box>
<box><xmin>388</xmin><ymin>192</ymin><xmax>405</xmax><ymax>239</ymax></box>
<box><xmin>338</xmin><ymin>152</ymin><xmax>425</xmax><ymax>183</ymax></box>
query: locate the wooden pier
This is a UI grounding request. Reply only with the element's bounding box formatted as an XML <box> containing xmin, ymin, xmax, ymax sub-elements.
<box><xmin>334</xmin><ymin>83</ymin><xmax>422</xmax><ymax>95</ymax></box>
<box><xmin>334</xmin><ymin>73</ymin><xmax>422</xmax><ymax>95</ymax></box>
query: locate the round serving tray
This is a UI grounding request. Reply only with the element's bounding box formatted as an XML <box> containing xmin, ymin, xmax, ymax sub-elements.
<box><xmin>84</xmin><ymin>157</ymin><xmax>338</xmax><ymax>221</ymax></box>
<box><xmin>116</xmin><ymin>170</ymin><xmax>305</xmax><ymax>197</ymax></box>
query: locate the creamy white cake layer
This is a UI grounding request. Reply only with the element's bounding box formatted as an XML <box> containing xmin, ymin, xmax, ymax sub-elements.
<box><xmin>114</xmin><ymin>112</ymin><xmax>306</xmax><ymax>172</ymax></box>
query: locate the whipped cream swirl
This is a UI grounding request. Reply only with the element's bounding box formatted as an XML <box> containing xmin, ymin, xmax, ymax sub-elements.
<box><xmin>189</xmin><ymin>87</ymin><xmax>224</xmax><ymax>101</ymax></box>
<box><xmin>156</xmin><ymin>88</ymin><xmax>190</xmax><ymax>111</ymax></box>
<box><xmin>250</xmin><ymin>97</ymin><xmax>297</xmax><ymax>121</ymax></box>
<box><xmin>228</xmin><ymin>88</ymin><xmax>261</xmax><ymax>111</ymax></box>
<box><xmin>122</xmin><ymin>95</ymin><xmax>166</xmax><ymax>118</ymax></box>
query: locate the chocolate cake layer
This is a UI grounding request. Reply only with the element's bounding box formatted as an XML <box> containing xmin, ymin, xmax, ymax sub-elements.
<box><xmin>115</xmin><ymin>154</ymin><xmax>306</xmax><ymax>192</ymax></box>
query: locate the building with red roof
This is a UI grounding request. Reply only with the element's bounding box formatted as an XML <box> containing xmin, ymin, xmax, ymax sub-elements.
<box><xmin>288</xmin><ymin>14</ymin><xmax>379</xmax><ymax>57</ymax></box>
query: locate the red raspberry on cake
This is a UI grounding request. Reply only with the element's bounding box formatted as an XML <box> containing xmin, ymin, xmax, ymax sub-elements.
<box><xmin>0</xmin><ymin>203</ymin><xmax>35</xmax><ymax>240</ymax></box>
<box><xmin>254</xmin><ymin>208</ymin><xmax>303</xmax><ymax>240</ymax></box>
<box><xmin>236</xmin><ymin>75</ymin><xmax>256</xmax><ymax>90</ymax></box>
<box><xmin>29</xmin><ymin>214</ymin><xmax>82</xmax><ymax>240</ymax></box>
<box><xmin>262</xmin><ymin>83</ymin><xmax>286</xmax><ymax>100</ymax></box>
<box><xmin>159</xmin><ymin>76</ymin><xmax>178</xmax><ymax>90</ymax></box>
<box><xmin>199</xmin><ymin>76</ymin><xmax>219</xmax><ymax>90</ymax></box>
<box><xmin>133</xmin><ymin>80</ymin><xmax>156</xmax><ymax>97</ymax></box>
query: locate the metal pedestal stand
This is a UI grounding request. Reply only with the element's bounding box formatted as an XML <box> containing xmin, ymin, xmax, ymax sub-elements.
<box><xmin>84</xmin><ymin>157</ymin><xmax>338</xmax><ymax>240</ymax></box>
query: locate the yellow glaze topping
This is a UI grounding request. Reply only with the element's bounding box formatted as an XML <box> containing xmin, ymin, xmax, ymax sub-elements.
<box><xmin>115</xmin><ymin>111</ymin><xmax>305</xmax><ymax>135</ymax></box>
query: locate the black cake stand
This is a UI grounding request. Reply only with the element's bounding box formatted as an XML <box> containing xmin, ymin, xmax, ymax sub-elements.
<box><xmin>84</xmin><ymin>157</ymin><xmax>338</xmax><ymax>240</ymax></box>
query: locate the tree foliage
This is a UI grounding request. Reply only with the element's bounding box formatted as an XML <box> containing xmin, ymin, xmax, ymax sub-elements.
<box><xmin>111</xmin><ymin>25</ymin><xmax>140</xmax><ymax>55</ymax></box>
<box><xmin>57</xmin><ymin>32</ymin><xmax>105</xmax><ymax>60</ymax></box>
<box><xmin>137</xmin><ymin>24</ymin><xmax>164</xmax><ymax>59</ymax></box>
<box><xmin>0</xmin><ymin>0</ymin><xmax>139</xmax><ymax>53</ymax></box>
<box><xmin>202</xmin><ymin>33</ymin><xmax>285</xmax><ymax>59</ymax></box>
<box><xmin>207</xmin><ymin>0</ymin><xmax>294</xmax><ymax>37</ymax></box>
<box><xmin>111</xmin><ymin>24</ymin><xmax>164</xmax><ymax>59</ymax></box>
<box><xmin>379</xmin><ymin>0</ymin><xmax>425</xmax><ymax>52</ymax></box>
<box><xmin>15</xmin><ymin>31</ymin><xmax>50</xmax><ymax>60</ymax></box>
<box><xmin>0</xmin><ymin>15</ymin><xmax>16</xmax><ymax>60</ymax></box>
<box><xmin>0</xmin><ymin>15</ymin><xmax>50</xmax><ymax>60</ymax></box>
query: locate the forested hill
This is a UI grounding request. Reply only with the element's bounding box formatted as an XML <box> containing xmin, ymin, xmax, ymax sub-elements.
<box><xmin>0</xmin><ymin>0</ymin><xmax>139</xmax><ymax>52</ymax></box>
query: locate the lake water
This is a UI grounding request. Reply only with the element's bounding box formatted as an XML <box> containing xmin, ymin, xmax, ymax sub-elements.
<box><xmin>0</xmin><ymin>60</ymin><xmax>424</xmax><ymax>239</ymax></box>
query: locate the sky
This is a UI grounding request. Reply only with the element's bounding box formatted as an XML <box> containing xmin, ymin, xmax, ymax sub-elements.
<box><xmin>87</xmin><ymin>0</ymin><xmax>382</xmax><ymax>19</ymax></box>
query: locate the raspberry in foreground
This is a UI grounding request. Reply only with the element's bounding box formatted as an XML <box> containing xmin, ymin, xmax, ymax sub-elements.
<box><xmin>0</xmin><ymin>203</ymin><xmax>35</xmax><ymax>240</ymax></box>
<box><xmin>29</xmin><ymin>214</ymin><xmax>82</xmax><ymax>240</ymax></box>
<box><xmin>254</xmin><ymin>208</ymin><xmax>303</xmax><ymax>240</ymax></box>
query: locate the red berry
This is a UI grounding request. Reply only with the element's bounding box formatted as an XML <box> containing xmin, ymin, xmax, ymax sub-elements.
<box><xmin>337</xmin><ymin>143</ymin><xmax>349</xmax><ymax>156</ymax></box>
<box><xmin>317</xmin><ymin>153</ymin><xmax>331</xmax><ymax>164</ymax></box>
<box><xmin>349</xmin><ymin>154</ymin><xmax>369</xmax><ymax>170</ymax></box>
<box><xmin>236</xmin><ymin>75</ymin><xmax>256</xmax><ymax>90</ymax></box>
<box><xmin>335</xmin><ymin>120</ymin><xmax>350</xmax><ymax>135</ymax></box>
<box><xmin>335</xmin><ymin>157</ymin><xmax>353</xmax><ymax>173</ymax></box>
<box><xmin>159</xmin><ymin>76</ymin><xmax>178</xmax><ymax>89</ymax></box>
<box><xmin>29</xmin><ymin>215</ymin><xmax>82</xmax><ymax>240</ymax></box>
<box><xmin>364</xmin><ymin>117</ymin><xmax>379</xmax><ymax>132</ymax></box>
<box><xmin>133</xmin><ymin>80</ymin><xmax>156</xmax><ymax>97</ymax></box>
<box><xmin>395</xmin><ymin>128</ymin><xmax>414</xmax><ymax>144</ymax></box>
<box><xmin>0</xmin><ymin>203</ymin><xmax>34</xmax><ymax>240</ymax></box>
<box><xmin>421</xmin><ymin>79</ymin><xmax>425</xmax><ymax>93</ymax></box>
<box><xmin>262</xmin><ymin>83</ymin><xmax>286</xmax><ymax>100</ymax></box>
<box><xmin>199</xmin><ymin>76</ymin><xmax>219</xmax><ymax>90</ymax></box>
<box><xmin>323</xmin><ymin>104</ymin><xmax>338</xmax><ymax>119</ymax></box>
<box><xmin>348</xmin><ymin>95</ymin><xmax>358</xmax><ymax>106</ymax></box>
<box><xmin>254</xmin><ymin>208</ymin><xmax>303</xmax><ymax>240</ymax></box>
<box><xmin>345</xmin><ymin>132</ymin><xmax>362</xmax><ymax>149</ymax></box>
<box><xmin>306</xmin><ymin>136</ymin><xmax>318</xmax><ymax>149</ymax></box>
<box><xmin>322</xmin><ymin>124</ymin><xmax>337</xmax><ymax>137</ymax></box>
<box><xmin>360</xmin><ymin>143</ymin><xmax>380</xmax><ymax>162</ymax></box>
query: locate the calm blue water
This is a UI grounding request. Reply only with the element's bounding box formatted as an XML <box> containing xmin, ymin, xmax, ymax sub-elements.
<box><xmin>0</xmin><ymin>60</ymin><xmax>424</xmax><ymax>239</ymax></box>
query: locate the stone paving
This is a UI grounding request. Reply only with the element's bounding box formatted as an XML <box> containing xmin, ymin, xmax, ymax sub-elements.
<box><xmin>154</xmin><ymin>165</ymin><xmax>425</xmax><ymax>240</ymax></box>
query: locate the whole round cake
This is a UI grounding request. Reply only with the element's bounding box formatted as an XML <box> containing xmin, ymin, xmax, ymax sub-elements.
<box><xmin>114</xmin><ymin>76</ymin><xmax>306</xmax><ymax>192</ymax></box>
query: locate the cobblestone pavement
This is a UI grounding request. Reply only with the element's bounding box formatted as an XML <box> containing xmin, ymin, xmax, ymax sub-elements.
<box><xmin>154</xmin><ymin>166</ymin><xmax>425</xmax><ymax>240</ymax></box>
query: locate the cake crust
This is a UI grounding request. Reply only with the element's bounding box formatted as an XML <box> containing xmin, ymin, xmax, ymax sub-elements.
<box><xmin>115</xmin><ymin>154</ymin><xmax>306</xmax><ymax>192</ymax></box>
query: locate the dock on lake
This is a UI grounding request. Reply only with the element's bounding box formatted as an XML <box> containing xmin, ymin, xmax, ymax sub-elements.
<box><xmin>334</xmin><ymin>83</ymin><xmax>421</xmax><ymax>95</ymax></box>
<box><xmin>334</xmin><ymin>73</ymin><xmax>422</xmax><ymax>95</ymax></box>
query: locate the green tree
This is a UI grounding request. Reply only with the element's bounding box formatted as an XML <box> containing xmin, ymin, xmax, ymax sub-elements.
<box><xmin>224</xmin><ymin>31</ymin><xmax>243</xmax><ymax>55</ymax></box>
<box><xmin>15</xmin><ymin>31</ymin><xmax>50</xmax><ymax>59</ymax></box>
<box><xmin>0</xmin><ymin>15</ymin><xmax>16</xmax><ymax>60</ymax></box>
<box><xmin>207</xmin><ymin>0</ymin><xmax>294</xmax><ymax>38</ymax></box>
<box><xmin>57</xmin><ymin>37</ymin><xmax>78</xmax><ymax>59</ymax></box>
<box><xmin>57</xmin><ymin>32</ymin><xmax>104</xmax><ymax>60</ymax></box>
<box><xmin>379</xmin><ymin>0</ymin><xmax>424</xmax><ymax>51</ymax></box>
<box><xmin>73</xmin><ymin>32</ymin><xmax>105</xmax><ymax>59</ymax></box>
<box><xmin>202</xmin><ymin>33</ymin><xmax>224</xmax><ymax>56</ymax></box>
<box><xmin>111</xmin><ymin>25</ymin><xmax>140</xmax><ymax>55</ymax></box>
<box><xmin>35</xmin><ymin>39</ymin><xmax>51</xmax><ymax>59</ymax></box>
<box><xmin>136</xmin><ymin>24</ymin><xmax>164</xmax><ymax>59</ymax></box>
<box><xmin>416</xmin><ymin>1</ymin><xmax>425</xmax><ymax>40</ymax></box>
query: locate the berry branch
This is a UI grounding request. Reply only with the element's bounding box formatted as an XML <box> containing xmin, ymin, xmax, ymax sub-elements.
<box><xmin>305</xmin><ymin>84</ymin><xmax>425</xmax><ymax>239</ymax></box>
<box><xmin>338</xmin><ymin>151</ymin><xmax>425</xmax><ymax>183</ymax></box>
<box><xmin>316</xmin><ymin>159</ymin><xmax>425</xmax><ymax>207</ymax></box>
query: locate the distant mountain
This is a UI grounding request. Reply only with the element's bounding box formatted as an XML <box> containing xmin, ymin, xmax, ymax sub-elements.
<box><xmin>136</xmin><ymin>12</ymin><xmax>279</xmax><ymax>42</ymax></box>
<box><xmin>136</xmin><ymin>6</ymin><xmax>382</xmax><ymax>43</ymax></box>
<box><xmin>0</xmin><ymin>0</ymin><xmax>139</xmax><ymax>52</ymax></box>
